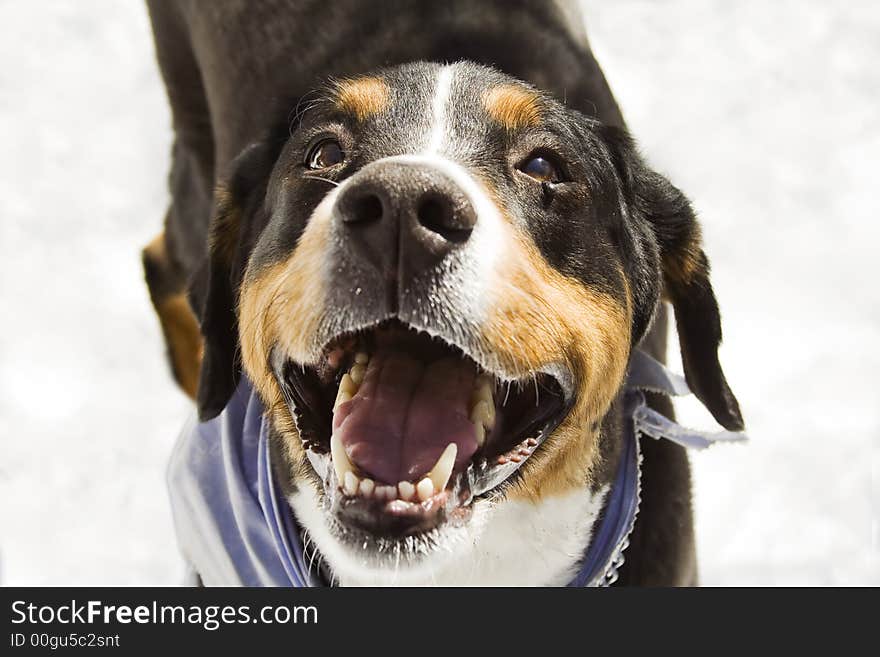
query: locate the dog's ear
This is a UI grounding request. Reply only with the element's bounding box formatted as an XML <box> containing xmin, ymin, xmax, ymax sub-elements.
<box><xmin>601</xmin><ymin>125</ymin><xmax>744</xmax><ymax>431</ymax></box>
<box><xmin>188</xmin><ymin>141</ymin><xmax>278</xmax><ymax>420</ymax></box>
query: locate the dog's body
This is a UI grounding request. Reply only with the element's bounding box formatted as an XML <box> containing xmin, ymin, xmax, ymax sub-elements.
<box><xmin>145</xmin><ymin>0</ymin><xmax>742</xmax><ymax>586</ymax></box>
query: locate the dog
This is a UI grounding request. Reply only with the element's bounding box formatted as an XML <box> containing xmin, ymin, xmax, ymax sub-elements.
<box><xmin>143</xmin><ymin>0</ymin><xmax>743</xmax><ymax>586</ymax></box>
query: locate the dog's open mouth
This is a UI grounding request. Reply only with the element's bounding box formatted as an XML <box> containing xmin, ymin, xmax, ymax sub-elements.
<box><xmin>273</xmin><ymin>320</ymin><xmax>568</xmax><ymax>538</ymax></box>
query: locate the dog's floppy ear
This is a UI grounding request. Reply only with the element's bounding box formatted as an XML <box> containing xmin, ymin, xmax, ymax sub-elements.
<box><xmin>602</xmin><ymin>125</ymin><xmax>744</xmax><ymax>431</ymax></box>
<box><xmin>188</xmin><ymin>141</ymin><xmax>278</xmax><ymax>420</ymax></box>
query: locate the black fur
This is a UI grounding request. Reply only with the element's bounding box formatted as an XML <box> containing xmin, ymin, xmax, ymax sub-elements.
<box><xmin>600</xmin><ymin>125</ymin><xmax>743</xmax><ymax>430</ymax></box>
<box><xmin>668</xmin><ymin>258</ymin><xmax>745</xmax><ymax>431</ymax></box>
<box><xmin>189</xmin><ymin>138</ymin><xmax>287</xmax><ymax>420</ymax></box>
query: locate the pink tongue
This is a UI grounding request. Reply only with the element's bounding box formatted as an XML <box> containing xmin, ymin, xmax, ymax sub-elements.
<box><xmin>332</xmin><ymin>350</ymin><xmax>479</xmax><ymax>485</ymax></box>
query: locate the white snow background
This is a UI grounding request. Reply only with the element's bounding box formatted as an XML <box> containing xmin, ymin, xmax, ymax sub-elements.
<box><xmin>0</xmin><ymin>1</ymin><xmax>877</xmax><ymax>585</ymax></box>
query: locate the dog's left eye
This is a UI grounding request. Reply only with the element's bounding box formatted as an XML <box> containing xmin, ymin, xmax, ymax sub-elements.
<box><xmin>306</xmin><ymin>139</ymin><xmax>344</xmax><ymax>169</ymax></box>
<box><xmin>518</xmin><ymin>155</ymin><xmax>561</xmax><ymax>183</ymax></box>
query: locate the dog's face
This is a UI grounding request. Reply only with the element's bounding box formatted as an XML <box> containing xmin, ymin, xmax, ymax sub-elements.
<box><xmin>192</xmin><ymin>62</ymin><xmax>742</xmax><ymax>584</ymax></box>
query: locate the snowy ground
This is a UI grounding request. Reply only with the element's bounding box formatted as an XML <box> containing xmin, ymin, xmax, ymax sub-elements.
<box><xmin>0</xmin><ymin>1</ymin><xmax>876</xmax><ymax>585</ymax></box>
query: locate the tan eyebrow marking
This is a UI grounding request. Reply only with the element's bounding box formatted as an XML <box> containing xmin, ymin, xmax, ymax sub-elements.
<box><xmin>333</xmin><ymin>76</ymin><xmax>391</xmax><ymax>121</ymax></box>
<box><xmin>482</xmin><ymin>84</ymin><xmax>542</xmax><ymax>130</ymax></box>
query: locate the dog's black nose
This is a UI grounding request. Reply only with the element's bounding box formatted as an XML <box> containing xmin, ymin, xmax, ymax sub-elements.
<box><xmin>334</xmin><ymin>161</ymin><xmax>477</xmax><ymax>280</ymax></box>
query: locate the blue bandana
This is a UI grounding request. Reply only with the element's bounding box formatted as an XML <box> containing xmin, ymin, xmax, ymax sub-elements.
<box><xmin>167</xmin><ymin>350</ymin><xmax>746</xmax><ymax>587</ymax></box>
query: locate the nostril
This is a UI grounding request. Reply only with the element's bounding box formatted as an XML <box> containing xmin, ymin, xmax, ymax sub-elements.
<box><xmin>345</xmin><ymin>192</ymin><xmax>383</xmax><ymax>224</ymax></box>
<box><xmin>416</xmin><ymin>195</ymin><xmax>472</xmax><ymax>243</ymax></box>
<box><xmin>416</xmin><ymin>197</ymin><xmax>447</xmax><ymax>231</ymax></box>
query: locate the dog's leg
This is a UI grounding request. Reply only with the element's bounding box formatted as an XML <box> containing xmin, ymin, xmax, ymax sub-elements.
<box><xmin>144</xmin><ymin>1</ymin><xmax>218</xmax><ymax>401</ymax></box>
<box><xmin>143</xmin><ymin>230</ymin><xmax>202</xmax><ymax>399</ymax></box>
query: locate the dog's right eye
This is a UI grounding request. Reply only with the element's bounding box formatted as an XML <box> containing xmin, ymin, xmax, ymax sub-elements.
<box><xmin>517</xmin><ymin>154</ymin><xmax>563</xmax><ymax>183</ymax></box>
<box><xmin>306</xmin><ymin>139</ymin><xmax>344</xmax><ymax>169</ymax></box>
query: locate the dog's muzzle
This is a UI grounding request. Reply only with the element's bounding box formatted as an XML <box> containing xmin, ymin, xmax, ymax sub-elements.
<box><xmin>267</xmin><ymin>159</ymin><xmax>571</xmax><ymax>542</ymax></box>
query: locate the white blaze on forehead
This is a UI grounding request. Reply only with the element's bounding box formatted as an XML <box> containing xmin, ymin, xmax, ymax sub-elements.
<box><xmin>425</xmin><ymin>65</ymin><xmax>456</xmax><ymax>155</ymax></box>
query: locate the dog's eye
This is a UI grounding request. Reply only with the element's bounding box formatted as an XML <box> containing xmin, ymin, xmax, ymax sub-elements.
<box><xmin>307</xmin><ymin>139</ymin><xmax>344</xmax><ymax>169</ymax></box>
<box><xmin>518</xmin><ymin>155</ymin><xmax>560</xmax><ymax>183</ymax></box>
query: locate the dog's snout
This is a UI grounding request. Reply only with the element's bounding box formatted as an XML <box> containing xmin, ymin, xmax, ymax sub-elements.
<box><xmin>335</xmin><ymin>162</ymin><xmax>476</xmax><ymax>278</ymax></box>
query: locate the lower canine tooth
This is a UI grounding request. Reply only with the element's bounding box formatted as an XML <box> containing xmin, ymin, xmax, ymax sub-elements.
<box><xmin>398</xmin><ymin>481</ymin><xmax>415</xmax><ymax>501</ymax></box>
<box><xmin>355</xmin><ymin>352</ymin><xmax>369</xmax><ymax>364</ymax></box>
<box><xmin>330</xmin><ymin>432</ymin><xmax>355</xmax><ymax>485</ymax></box>
<box><xmin>343</xmin><ymin>471</ymin><xmax>359</xmax><ymax>496</ymax></box>
<box><xmin>428</xmin><ymin>443</ymin><xmax>457</xmax><ymax>492</ymax></box>
<box><xmin>416</xmin><ymin>478</ymin><xmax>434</xmax><ymax>501</ymax></box>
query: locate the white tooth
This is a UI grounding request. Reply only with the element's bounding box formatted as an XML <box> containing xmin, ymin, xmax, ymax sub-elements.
<box><xmin>470</xmin><ymin>400</ymin><xmax>493</xmax><ymax>429</ymax></box>
<box><xmin>339</xmin><ymin>373</ymin><xmax>357</xmax><ymax>395</ymax></box>
<box><xmin>343</xmin><ymin>471</ymin><xmax>359</xmax><ymax>496</ymax></box>
<box><xmin>330</xmin><ymin>432</ymin><xmax>355</xmax><ymax>484</ymax></box>
<box><xmin>334</xmin><ymin>372</ymin><xmax>359</xmax><ymax>411</ymax></box>
<box><xmin>398</xmin><ymin>481</ymin><xmax>415</xmax><ymax>501</ymax></box>
<box><xmin>474</xmin><ymin>376</ymin><xmax>493</xmax><ymax>402</ymax></box>
<box><xmin>378</xmin><ymin>485</ymin><xmax>396</xmax><ymax>500</ymax></box>
<box><xmin>349</xmin><ymin>363</ymin><xmax>366</xmax><ymax>385</ymax></box>
<box><xmin>471</xmin><ymin>378</ymin><xmax>495</xmax><ymax>425</ymax></box>
<box><xmin>428</xmin><ymin>443</ymin><xmax>457</xmax><ymax>492</ymax></box>
<box><xmin>355</xmin><ymin>352</ymin><xmax>369</xmax><ymax>364</ymax></box>
<box><xmin>334</xmin><ymin>389</ymin><xmax>352</xmax><ymax>411</ymax></box>
<box><xmin>359</xmin><ymin>478</ymin><xmax>374</xmax><ymax>498</ymax></box>
<box><xmin>474</xmin><ymin>422</ymin><xmax>485</xmax><ymax>446</ymax></box>
<box><xmin>484</xmin><ymin>400</ymin><xmax>495</xmax><ymax>427</ymax></box>
<box><xmin>416</xmin><ymin>478</ymin><xmax>434</xmax><ymax>502</ymax></box>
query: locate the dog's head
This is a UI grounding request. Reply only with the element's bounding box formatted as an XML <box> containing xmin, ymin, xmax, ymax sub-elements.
<box><xmin>190</xmin><ymin>62</ymin><xmax>742</xmax><ymax>584</ymax></box>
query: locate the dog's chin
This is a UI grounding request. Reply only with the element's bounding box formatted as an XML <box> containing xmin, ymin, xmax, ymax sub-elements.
<box><xmin>288</xmin><ymin>479</ymin><xmax>492</xmax><ymax>585</ymax></box>
<box><xmin>288</xmin><ymin>467</ymin><xmax>610</xmax><ymax>587</ymax></box>
<box><xmin>270</xmin><ymin>319</ymin><xmax>572</xmax><ymax>577</ymax></box>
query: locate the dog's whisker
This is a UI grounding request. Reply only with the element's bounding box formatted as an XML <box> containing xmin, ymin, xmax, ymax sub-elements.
<box><xmin>304</xmin><ymin>175</ymin><xmax>340</xmax><ymax>187</ymax></box>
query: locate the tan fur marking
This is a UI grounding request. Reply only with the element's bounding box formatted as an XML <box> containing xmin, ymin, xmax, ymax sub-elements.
<box><xmin>334</xmin><ymin>77</ymin><xmax>390</xmax><ymax>121</ymax></box>
<box><xmin>157</xmin><ymin>293</ymin><xmax>203</xmax><ymax>399</ymax></box>
<box><xmin>143</xmin><ymin>232</ymin><xmax>166</xmax><ymax>266</ymax></box>
<box><xmin>143</xmin><ymin>232</ymin><xmax>203</xmax><ymax>400</ymax></box>
<box><xmin>210</xmin><ymin>184</ymin><xmax>241</xmax><ymax>265</ymax></box>
<box><xmin>481</xmin><ymin>230</ymin><xmax>631</xmax><ymax>502</ymax></box>
<box><xmin>663</xmin><ymin>223</ymin><xmax>703</xmax><ymax>287</ymax></box>
<box><xmin>482</xmin><ymin>84</ymin><xmax>542</xmax><ymax>130</ymax></box>
<box><xmin>238</xmin><ymin>198</ymin><xmax>334</xmax><ymax>456</ymax></box>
